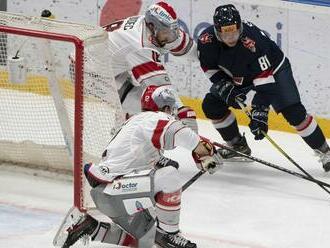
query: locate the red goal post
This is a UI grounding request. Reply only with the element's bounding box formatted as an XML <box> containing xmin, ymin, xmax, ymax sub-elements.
<box><xmin>0</xmin><ymin>11</ymin><xmax>124</xmax><ymax>211</ymax></box>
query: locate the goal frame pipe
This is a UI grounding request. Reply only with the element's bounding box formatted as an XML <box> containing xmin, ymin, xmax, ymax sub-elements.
<box><xmin>0</xmin><ymin>25</ymin><xmax>85</xmax><ymax>210</ymax></box>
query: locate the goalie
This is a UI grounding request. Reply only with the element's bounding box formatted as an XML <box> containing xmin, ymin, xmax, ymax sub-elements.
<box><xmin>54</xmin><ymin>85</ymin><xmax>222</xmax><ymax>248</ymax></box>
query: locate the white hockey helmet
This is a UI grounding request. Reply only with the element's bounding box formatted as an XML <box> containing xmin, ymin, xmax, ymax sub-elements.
<box><xmin>141</xmin><ymin>85</ymin><xmax>177</xmax><ymax>112</ymax></box>
<box><xmin>145</xmin><ymin>2</ymin><xmax>179</xmax><ymax>36</ymax></box>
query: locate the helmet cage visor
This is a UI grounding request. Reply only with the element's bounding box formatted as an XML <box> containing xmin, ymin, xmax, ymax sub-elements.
<box><xmin>214</xmin><ymin>23</ymin><xmax>242</xmax><ymax>44</ymax></box>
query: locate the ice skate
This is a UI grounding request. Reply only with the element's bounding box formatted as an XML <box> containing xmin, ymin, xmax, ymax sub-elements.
<box><xmin>315</xmin><ymin>148</ymin><xmax>330</xmax><ymax>172</ymax></box>
<box><xmin>53</xmin><ymin>207</ymin><xmax>98</xmax><ymax>248</ymax></box>
<box><xmin>155</xmin><ymin>228</ymin><xmax>197</xmax><ymax>248</ymax></box>
<box><xmin>217</xmin><ymin>135</ymin><xmax>252</xmax><ymax>162</ymax></box>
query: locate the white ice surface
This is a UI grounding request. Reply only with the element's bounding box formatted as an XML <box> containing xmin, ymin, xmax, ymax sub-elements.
<box><xmin>0</xmin><ymin>120</ymin><xmax>329</xmax><ymax>248</ymax></box>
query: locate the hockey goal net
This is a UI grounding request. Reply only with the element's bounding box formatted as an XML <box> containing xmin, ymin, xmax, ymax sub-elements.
<box><xmin>0</xmin><ymin>11</ymin><xmax>124</xmax><ymax>211</ymax></box>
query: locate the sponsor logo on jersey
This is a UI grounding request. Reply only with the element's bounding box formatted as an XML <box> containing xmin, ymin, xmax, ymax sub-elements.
<box><xmin>241</xmin><ymin>36</ymin><xmax>256</xmax><ymax>53</ymax></box>
<box><xmin>199</xmin><ymin>33</ymin><xmax>213</xmax><ymax>44</ymax></box>
<box><xmin>113</xmin><ymin>181</ymin><xmax>138</xmax><ymax>192</ymax></box>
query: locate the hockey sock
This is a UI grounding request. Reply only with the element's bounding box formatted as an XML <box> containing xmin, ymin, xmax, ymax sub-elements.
<box><xmin>295</xmin><ymin>114</ymin><xmax>327</xmax><ymax>150</ymax></box>
<box><xmin>155</xmin><ymin>190</ymin><xmax>181</xmax><ymax>233</ymax></box>
<box><xmin>212</xmin><ymin>110</ymin><xmax>240</xmax><ymax>143</ymax></box>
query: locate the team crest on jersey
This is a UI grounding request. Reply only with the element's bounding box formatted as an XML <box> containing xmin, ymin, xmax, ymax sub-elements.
<box><xmin>99</xmin><ymin>166</ymin><xmax>110</xmax><ymax>175</ymax></box>
<box><xmin>199</xmin><ymin>33</ymin><xmax>213</xmax><ymax>44</ymax></box>
<box><xmin>233</xmin><ymin>77</ymin><xmax>244</xmax><ymax>85</ymax></box>
<box><xmin>241</xmin><ymin>37</ymin><xmax>256</xmax><ymax>53</ymax></box>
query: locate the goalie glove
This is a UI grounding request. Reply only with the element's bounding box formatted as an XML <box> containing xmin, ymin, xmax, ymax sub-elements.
<box><xmin>177</xmin><ymin>106</ymin><xmax>198</xmax><ymax>133</ymax></box>
<box><xmin>192</xmin><ymin>137</ymin><xmax>223</xmax><ymax>174</ymax></box>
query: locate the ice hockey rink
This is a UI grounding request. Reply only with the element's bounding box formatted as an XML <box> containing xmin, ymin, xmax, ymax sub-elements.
<box><xmin>0</xmin><ymin>120</ymin><xmax>329</xmax><ymax>248</ymax></box>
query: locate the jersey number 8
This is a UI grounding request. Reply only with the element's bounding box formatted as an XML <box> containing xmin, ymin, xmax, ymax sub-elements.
<box><xmin>258</xmin><ymin>55</ymin><xmax>271</xmax><ymax>71</ymax></box>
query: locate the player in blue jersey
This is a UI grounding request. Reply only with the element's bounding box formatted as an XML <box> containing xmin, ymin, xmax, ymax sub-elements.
<box><xmin>197</xmin><ymin>4</ymin><xmax>330</xmax><ymax>171</ymax></box>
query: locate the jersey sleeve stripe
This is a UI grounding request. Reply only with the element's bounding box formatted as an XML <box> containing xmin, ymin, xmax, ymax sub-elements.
<box><xmin>163</xmin><ymin>122</ymin><xmax>187</xmax><ymax>150</ymax></box>
<box><xmin>255</xmin><ymin>69</ymin><xmax>274</xmax><ymax>79</ymax></box>
<box><xmin>253</xmin><ymin>69</ymin><xmax>275</xmax><ymax>86</ymax></box>
<box><xmin>151</xmin><ymin>120</ymin><xmax>170</xmax><ymax>149</ymax></box>
<box><xmin>135</xmin><ymin>71</ymin><xmax>168</xmax><ymax>85</ymax></box>
<box><xmin>132</xmin><ymin>61</ymin><xmax>166</xmax><ymax>83</ymax></box>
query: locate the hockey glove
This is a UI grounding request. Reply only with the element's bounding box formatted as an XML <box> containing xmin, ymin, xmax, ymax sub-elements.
<box><xmin>177</xmin><ymin>106</ymin><xmax>198</xmax><ymax>133</ymax></box>
<box><xmin>249</xmin><ymin>105</ymin><xmax>269</xmax><ymax>140</ymax></box>
<box><xmin>211</xmin><ymin>79</ymin><xmax>246</xmax><ymax>109</ymax></box>
<box><xmin>192</xmin><ymin>137</ymin><xmax>223</xmax><ymax>174</ymax></box>
<box><xmin>155</xmin><ymin>155</ymin><xmax>179</xmax><ymax>169</ymax></box>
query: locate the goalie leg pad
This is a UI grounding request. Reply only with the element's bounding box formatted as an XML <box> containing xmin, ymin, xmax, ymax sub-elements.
<box><xmin>94</xmin><ymin>221</ymin><xmax>137</xmax><ymax>246</ymax></box>
<box><xmin>112</xmin><ymin>208</ymin><xmax>156</xmax><ymax>240</ymax></box>
<box><xmin>90</xmin><ymin>172</ymin><xmax>155</xmax><ymax>218</ymax></box>
<box><xmin>90</xmin><ymin>171</ymin><xmax>156</xmax><ymax>246</ymax></box>
<box><xmin>53</xmin><ymin>207</ymin><xmax>96</xmax><ymax>247</ymax></box>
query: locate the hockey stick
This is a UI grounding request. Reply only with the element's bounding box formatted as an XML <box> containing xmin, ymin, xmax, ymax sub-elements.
<box><xmin>182</xmin><ymin>170</ymin><xmax>206</xmax><ymax>192</ymax></box>
<box><xmin>213</xmin><ymin>141</ymin><xmax>330</xmax><ymax>188</ymax></box>
<box><xmin>235</xmin><ymin>101</ymin><xmax>330</xmax><ymax>195</ymax></box>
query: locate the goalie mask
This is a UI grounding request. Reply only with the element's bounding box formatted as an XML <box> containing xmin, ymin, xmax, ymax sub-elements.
<box><xmin>145</xmin><ymin>2</ymin><xmax>179</xmax><ymax>45</ymax></box>
<box><xmin>213</xmin><ymin>4</ymin><xmax>242</xmax><ymax>46</ymax></box>
<box><xmin>141</xmin><ymin>85</ymin><xmax>177</xmax><ymax>112</ymax></box>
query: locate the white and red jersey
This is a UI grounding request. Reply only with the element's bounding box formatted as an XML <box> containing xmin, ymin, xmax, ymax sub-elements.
<box><xmin>105</xmin><ymin>15</ymin><xmax>196</xmax><ymax>86</ymax></box>
<box><xmin>87</xmin><ymin>111</ymin><xmax>199</xmax><ymax>182</ymax></box>
<box><xmin>104</xmin><ymin>15</ymin><xmax>196</xmax><ymax>113</ymax></box>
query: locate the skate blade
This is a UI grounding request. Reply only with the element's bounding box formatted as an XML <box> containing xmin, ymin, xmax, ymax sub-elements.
<box><xmin>53</xmin><ymin>206</ymin><xmax>85</xmax><ymax>247</ymax></box>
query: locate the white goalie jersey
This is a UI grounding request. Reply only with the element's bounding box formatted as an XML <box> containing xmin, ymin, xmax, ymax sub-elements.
<box><xmin>87</xmin><ymin>111</ymin><xmax>200</xmax><ymax>182</ymax></box>
<box><xmin>103</xmin><ymin>15</ymin><xmax>196</xmax><ymax>113</ymax></box>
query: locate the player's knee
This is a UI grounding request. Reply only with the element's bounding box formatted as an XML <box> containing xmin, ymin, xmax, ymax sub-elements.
<box><xmin>202</xmin><ymin>93</ymin><xmax>228</xmax><ymax>120</ymax></box>
<box><xmin>280</xmin><ymin>103</ymin><xmax>307</xmax><ymax>126</ymax></box>
<box><xmin>154</xmin><ymin>166</ymin><xmax>181</xmax><ymax>193</ymax></box>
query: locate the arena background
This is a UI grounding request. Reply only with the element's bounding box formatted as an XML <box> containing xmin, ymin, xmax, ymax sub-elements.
<box><xmin>3</xmin><ymin>0</ymin><xmax>330</xmax><ymax>137</ymax></box>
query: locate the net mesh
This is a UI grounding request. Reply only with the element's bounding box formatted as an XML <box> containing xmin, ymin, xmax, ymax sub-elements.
<box><xmin>0</xmin><ymin>11</ymin><xmax>124</xmax><ymax>210</ymax></box>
